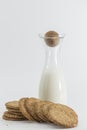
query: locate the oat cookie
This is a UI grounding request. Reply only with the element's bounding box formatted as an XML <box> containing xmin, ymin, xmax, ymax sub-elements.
<box><xmin>7</xmin><ymin>108</ymin><xmax>21</xmax><ymax>113</ymax></box>
<box><xmin>5</xmin><ymin>101</ymin><xmax>19</xmax><ymax>110</ymax></box>
<box><xmin>44</xmin><ymin>103</ymin><xmax>78</xmax><ymax>128</ymax></box>
<box><xmin>35</xmin><ymin>100</ymin><xmax>52</xmax><ymax>122</ymax></box>
<box><xmin>25</xmin><ymin>97</ymin><xmax>42</xmax><ymax>122</ymax></box>
<box><xmin>8</xmin><ymin>111</ymin><xmax>23</xmax><ymax>116</ymax></box>
<box><xmin>35</xmin><ymin>101</ymin><xmax>46</xmax><ymax>122</ymax></box>
<box><xmin>3</xmin><ymin>115</ymin><xmax>26</xmax><ymax>121</ymax></box>
<box><xmin>19</xmin><ymin>98</ymin><xmax>34</xmax><ymax>121</ymax></box>
<box><xmin>41</xmin><ymin>102</ymin><xmax>53</xmax><ymax>122</ymax></box>
<box><xmin>3</xmin><ymin>111</ymin><xmax>26</xmax><ymax>120</ymax></box>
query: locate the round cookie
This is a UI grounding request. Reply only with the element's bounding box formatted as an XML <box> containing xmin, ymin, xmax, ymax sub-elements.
<box><xmin>7</xmin><ymin>108</ymin><xmax>21</xmax><ymax>113</ymax></box>
<box><xmin>3</xmin><ymin>115</ymin><xmax>26</xmax><ymax>121</ymax></box>
<box><xmin>41</xmin><ymin>102</ymin><xmax>53</xmax><ymax>122</ymax></box>
<box><xmin>19</xmin><ymin>98</ymin><xmax>34</xmax><ymax>121</ymax></box>
<box><xmin>25</xmin><ymin>97</ymin><xmax>42</xmax><ymax>122</ymax></box>
<box><xmin>35</xmin><ymin>101</ymin><xmax>46</xmax><ymax>122</ymax></box>
<box><xmin>3</xmin><ymin>111</ymin><xmax>26</xmax><ymax>120</ymax></box>
<box><xmin>8</xmin><ymin>111</ymin><xmax>23</xmax><ymax>116</ymax></box>
<box><xmin>35</xmin><ymin>100</ymin><xmax>52</xmax><ymax>122</ymax></box>
<box><xmin>5</xmin><ymin>101</ymin><xmax>19</xmax><ymax>110</ymax></box>
<box><xmin>44</xmin><ymin>104</ymin><xmax>78</xmax><ymax>128</ymax></box>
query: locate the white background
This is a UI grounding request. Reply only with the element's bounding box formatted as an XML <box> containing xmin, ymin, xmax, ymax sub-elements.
<box><xmin>0</xmin><ymin>0</ymin><xmax>87</xmax><ymax>129</ymax></box>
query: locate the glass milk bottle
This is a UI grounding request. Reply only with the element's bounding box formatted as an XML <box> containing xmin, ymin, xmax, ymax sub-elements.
<box><xmin>39</xmin><ymin>31</ymin><xmax>67</xmax><ymax>104</ymax></box>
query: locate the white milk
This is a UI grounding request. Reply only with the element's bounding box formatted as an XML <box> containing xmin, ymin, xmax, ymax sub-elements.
<box><xmin>39</xmin><ymin>67</ymin><xmax>67</xmax><ymax>104</ymax></box>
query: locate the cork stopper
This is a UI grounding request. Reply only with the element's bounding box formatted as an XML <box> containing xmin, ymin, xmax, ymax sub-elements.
<box><xmin>44</xmin><ymin>31</ymin><xmax>60</xmax><ymax>47</ymax></box>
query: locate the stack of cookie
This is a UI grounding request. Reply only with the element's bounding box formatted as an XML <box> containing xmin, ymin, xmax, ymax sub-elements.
<box><xmin>2</xmin><ymin>97</ymin><xmax>78</xmax><ymax>128</ymax></box>
<box><xmin>3</xmin><ymin>100</ymin><xmax>27</xmax><ymax>121</ymax></box>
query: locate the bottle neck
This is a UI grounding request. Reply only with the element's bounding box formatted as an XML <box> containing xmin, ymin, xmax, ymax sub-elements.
<box><xmin>44</xmin><ymin>45</ymin><xmax>61</xmax><ymax>70</ymax></box>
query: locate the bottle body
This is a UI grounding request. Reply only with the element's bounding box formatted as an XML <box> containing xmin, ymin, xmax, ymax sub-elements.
<box><xmin>39</xmin><ymin>66</ymin><xmax>67</xmax><ymax>104</ymax></box>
